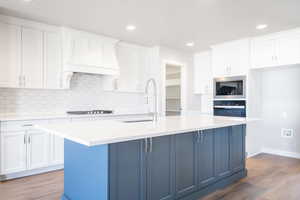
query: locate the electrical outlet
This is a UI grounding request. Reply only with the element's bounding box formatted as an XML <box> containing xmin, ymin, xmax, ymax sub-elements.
<box><xmin>281</xmin><ymin>128</ymin><xmax>294</xmax><ymax>138</ymax></box>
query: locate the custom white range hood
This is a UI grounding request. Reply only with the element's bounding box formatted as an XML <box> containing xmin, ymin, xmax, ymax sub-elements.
<box><xmin>62</xmin><ymin>28</ymin><xmax>120</xmax><ymax>76</ymax></box>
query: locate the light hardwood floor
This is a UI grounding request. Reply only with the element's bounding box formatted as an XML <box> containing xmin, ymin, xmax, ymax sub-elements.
<box><xmin>0</xmin><ymin>154</ymin><xmax>300</xmax><ymax>200</ymax></box>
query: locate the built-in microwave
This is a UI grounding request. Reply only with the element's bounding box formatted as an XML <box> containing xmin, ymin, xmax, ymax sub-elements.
<box><xmin>214</xmin><ymin>76</ymin><xmax>246</xmax><ymax>99</ymax></box>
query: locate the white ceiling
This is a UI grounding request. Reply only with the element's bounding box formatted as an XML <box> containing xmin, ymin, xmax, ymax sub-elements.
<box><xmin>0</xmin><ymin>0</ymin><xmax>300</xmax><ymax>52</ymax></box>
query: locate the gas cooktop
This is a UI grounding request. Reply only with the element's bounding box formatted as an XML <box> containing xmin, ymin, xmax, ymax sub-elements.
<box><xmin>66</xmin><ymin>110</ymin><xmax>113</xmax><ymax>115</ymax></box>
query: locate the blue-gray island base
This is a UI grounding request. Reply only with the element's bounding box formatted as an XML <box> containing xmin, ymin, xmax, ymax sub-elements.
<box><xmin>61</xmin><ymin>125</ymin><xmax>246</xmax><ymax>200</ymax></box>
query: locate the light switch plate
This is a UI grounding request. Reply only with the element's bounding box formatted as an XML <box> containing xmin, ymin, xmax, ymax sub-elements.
<box><xmin>281</xmin><ymin>128</ymin><xmax>294</xmax><ymax>138</ymax></box>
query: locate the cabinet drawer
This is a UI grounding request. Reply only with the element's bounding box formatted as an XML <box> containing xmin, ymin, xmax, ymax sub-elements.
<box><xmin>1</xmin><ymin>120</ymin><xmax>48</xmax><ymax>132</ymax></box>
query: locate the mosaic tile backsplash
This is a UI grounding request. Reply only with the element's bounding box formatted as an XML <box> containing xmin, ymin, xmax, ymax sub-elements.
<box><xmin>0</xmin><ymin>73</ymin><xmax>147</xmax><ymax>114</ymax></box>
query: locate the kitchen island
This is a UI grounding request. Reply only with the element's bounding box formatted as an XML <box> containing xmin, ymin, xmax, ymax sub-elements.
<box><xmin>36</xmin><ymin>115</ymin><xmax>251</xmax><ymax>200</ymax></box>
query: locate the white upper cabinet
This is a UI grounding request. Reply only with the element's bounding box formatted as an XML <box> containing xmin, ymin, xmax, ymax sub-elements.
<box><xmin>63</xmin><ymin>28</ymin><xmax>119</xmax><ymax>75</ymax></box>
<box><xmin>211</xmin><ymin>39</ymin><xmax>250</xmax><ymax>77</ymax></box>
<box><xmin>277</xmin><ymin>34</ymin><xmax>300</xmax><ymax>65</ymax></box>
<box><xmin>0</xmin><ymin>15</ymin><xmax>65</xmax><ymax>89</ymax></box>
<box><xmin>22</xmin><ymin>27</ymin><xmax>44</xmax><ymax>89</ymax></box>
<box><xmin>251</xmin><ymin>37</ymin><xmax>276</xmax><ymax>68</ymax></box>
<box><xmin>251</xmin><ymin>30</ymin><xmax>300</xmax><ymax>69</ymax></box>
<box><xmin>193</xmin><ymin>51</ymin><xmax>212</xmax><ymax>94</ymax></box>
<box><xmin>103</xmin><ymin>42</ymin><xmax>149</xmax><ymax>92</ymax></box>
<box><xmin>44</xmin><ymin>32</ymin><xmax>63</xmax><ymax>89</ymax></box>
<box><xmin>0</xmin><ymin>22</ymin><xmax>21</xmax><ymax>88</ymax></box>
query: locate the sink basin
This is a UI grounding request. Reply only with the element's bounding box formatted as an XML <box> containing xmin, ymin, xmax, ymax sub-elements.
<box><xmin>122</xmin><ymin>119</ymin><xmax>153</xmax><ymax>123</ymax></box>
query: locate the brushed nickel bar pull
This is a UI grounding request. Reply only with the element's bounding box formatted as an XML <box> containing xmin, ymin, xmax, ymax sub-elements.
<box><xmin>149</xmin><ymin>138</ymin><xmax>153</xmax><ymax>153</ymax></box>
<box><xmin>196</xmin><ymin>130</ymin><xmax>200</xmax><ymax>143</ymax></box>
<box><xmin>144</xmin><ymin>138</ymin><xmax>148</xmax><ymax>153</ymax></box>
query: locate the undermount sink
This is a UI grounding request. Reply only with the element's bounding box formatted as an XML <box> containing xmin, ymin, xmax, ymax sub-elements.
<box><xmin>122</xmin><ymin>119</ymin><xmax>154</xmax><ymax>123</ymax></box>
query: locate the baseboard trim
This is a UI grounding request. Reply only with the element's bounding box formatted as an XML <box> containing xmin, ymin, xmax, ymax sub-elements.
<box><xmin>261</xmin><ymin>148</ymin><xmax>300</xmax><ymax>159</ymax></box>
<box><xmin>247</xmin><ymin>151</ymin><xmax>262</xmax><ymax>158</ymax></box>
<box><xmin>0</xmin><ymin>164</ymin><xmax>64</xmax><ymax>181</ymax></box>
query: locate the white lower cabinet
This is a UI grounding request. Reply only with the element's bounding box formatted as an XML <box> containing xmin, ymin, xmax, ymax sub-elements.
<box><xmin>0</xmin><ymin>124</ymin><xmax>64</xmax><ymax>176</ymax></box>
<box><xmin>1</xmin><ymin>131</ymin><xmax>27</xmax><ymax>174</ymax></box>
<box><xmin>27</xmin><ymin>131</ymin><xmax>50</xmax><ymax>170</ymax></box>
<box><xmin>50</xmin><ymin>135</ymin><xmax>64</xmax><ymax>165</ymax></box>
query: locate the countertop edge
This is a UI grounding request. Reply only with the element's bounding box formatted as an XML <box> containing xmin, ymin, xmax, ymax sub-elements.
<box><xmin>35</xmin><ymin>120</ymin><xmax>247</xmax><ymax>147</ymax></box>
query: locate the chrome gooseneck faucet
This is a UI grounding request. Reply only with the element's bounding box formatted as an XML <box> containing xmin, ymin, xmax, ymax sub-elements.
<box><xmin>145</xmin><ymin>78</ymin><xmax>158</xmax><ymax>122</ymax></box>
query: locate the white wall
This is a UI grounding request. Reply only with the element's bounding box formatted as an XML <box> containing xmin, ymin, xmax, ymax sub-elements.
<box><xmin>0</xmin><ymin>73</ymin><xmax>147</xmax><ymax>114</ymax></box>
<box><xmin>156</xmin><ymin>46</ymin><xmax>202</xmax><ymax>115</ymax></box>
<box><xmin>259</xmin><ymin>65</ymin><xmax>300</xmax><ymax>157</ymax></box>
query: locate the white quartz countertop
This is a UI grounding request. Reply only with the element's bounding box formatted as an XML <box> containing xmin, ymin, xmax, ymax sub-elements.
<box><xmin>35</xmin><ymin>115</ymin><xmax>257</xmax><ymax>147</ymax></box>
<box><xmin>0</xmin><ymin>112</ymin><xmax>150</xmax><ymax>121</ymax></box>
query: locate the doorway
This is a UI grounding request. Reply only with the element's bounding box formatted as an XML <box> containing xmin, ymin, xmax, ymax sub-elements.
<box><xmin>165</xmin><ymin>64</ymin><xmax>182</xmax><ymax>116</ymax></box>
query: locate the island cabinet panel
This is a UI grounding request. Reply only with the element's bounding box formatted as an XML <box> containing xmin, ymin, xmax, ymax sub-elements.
<box><xmin>63</xmin><ymin>140</ymin><xmax>108</xmax><ymax>200</ymax></box>
<box><xmin>109</xmin><ymin>139</ymin><xmax>147</xmax><ymax>200</ymax></box>
<box><xmin>61</xmin><ymin>125</ymin><xmax>247</xmax><ymax>200</ymax></box>
<box><xmin>174</xmin><ymin>132</ymin><xmax>198</xmax><ymax>198</ymax></box>
<box><xmin>214</xmin><ymin>127</ymin><xmax>231</xmax><ymax>179</ymax></box>
<box><xmin>198</xmin><ymin>129</ymin><xmax>216</xmax><ymax>189</ymax></box>
<box><xmin>230</xmin><ymin>125</ymin><xmax>246</xmax><ymax>173</ymax></box>
<box><xmin>147</xmin><ymin>135</ymin><xmax>176</xmax><ymax>200</ymax></box>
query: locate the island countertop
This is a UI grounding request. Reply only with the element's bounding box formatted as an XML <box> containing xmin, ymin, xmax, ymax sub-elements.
<box><xmin>35</xmin><ymin>115</ymin><xmax>255</xmax><ymax>147</ymax></box>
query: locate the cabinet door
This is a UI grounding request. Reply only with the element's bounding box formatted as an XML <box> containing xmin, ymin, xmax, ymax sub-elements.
<box><xmin>252</xmin><ymin>38</ymin><xmax>277</xmax><ymax>68</ymax></box>
<box><xmin>229</xmin><ymin>40</ymin><xmax>250</xmax><ymax>76</ymax></box>
<box><xmin>44</xmin><ymin>32</ymin><xmax>63</xmax><ymax>89</ymax></box>
<box><xmin>277</xmin><ymin>35</ymin><xmax>300</xmax><ymax>66</ymax></box>
<box><xmin>174</xmin><ymin>132</ymin><xmax>197</xmax><ymax>198</ymax></box>
<box><xmin>0</xmin><ymin>22</ymin><xmax>21</xmax><ymax>88</ymax></box>
<box><xmin>198</xmin><ymin>129</ymin><xmax>216</xmax><ymax>188</ymax></box>
<box><xmin>109</xmin><ymin>139</ymin><xmax>146</xmax><ymax>200</ymax></box>
<box><xmin>22</xmin><ymin>27</ymin><xmax>44</xmax><ymax>88</ymax></box>
<box><xmin>194</xmin><ymin>52</ymin><xmax>212</xmax><ymax>94</ymax></box>
<box><xmin>27</xmin><ymin>131</ymin><xmax>49</xmax><ymax>170</ymax></box>
<box><xmin>147</xmin><ymin>136</ymin><xmax>175</xmax><ymax>200</ymax></box>
<box><xmin>1</xmin><ymin>131</ymin><xmax>27</xmax><ymax>174</ymax></box>
<box><xmin>50</xmin><ymin>135</ymin><xmax>64</xmax><ymax>165</ymax></box>
<box><xmin>212</xmin><ymin>47</ymin><xmax>229</xmax><ymax>77</ymax></box>
<box><xmin>214</xmin><ymin>127</ymin><xmax>231</xmax><ymax>179</ymax></box>
<box><xmin>230</xmin><ymin>125</ymin><xmax>246</xmax><ymax>173</ymax></box>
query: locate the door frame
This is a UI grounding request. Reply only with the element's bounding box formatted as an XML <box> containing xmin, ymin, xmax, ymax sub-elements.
<box><xmin>161</xmin><ymin>60</ymin><xmax>187</xmax><ymax>116</ymax></box>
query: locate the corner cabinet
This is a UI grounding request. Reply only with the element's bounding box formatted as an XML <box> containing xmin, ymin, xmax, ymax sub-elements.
<box><xmin>107</xmin><ymin>125</ymin><xmax>246</xmax><ymax>200</ymax></box>
<box><xmin>0</xmin><ymin>119</ymin><xmax>65</xmax><ymax>178</ymax></box>
<box><xmin>251</xmin><ymin>31</ymin><xmax>300</xmax><ymax>69</ymax></box>
<box><xmin>0</xmin><ymin>22</ymin><xmax>21</xmax><ymax>88</ymax></box>
<box><xmin>0</xmin><ymin>15</ymin><xmax>65</xmax><ymax>89</ymax></box>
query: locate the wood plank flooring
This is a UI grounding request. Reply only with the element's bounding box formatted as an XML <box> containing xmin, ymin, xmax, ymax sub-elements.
<box><xmin>0</xmin><ymin>153</ymin><xmax>299</xmax><ymax>200</ymax></box>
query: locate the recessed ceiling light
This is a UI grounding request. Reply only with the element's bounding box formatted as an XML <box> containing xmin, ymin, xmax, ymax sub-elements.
<box><xmin>126</xmin><ymin>25</ymin><xmax>136</xmax><ymax>31</ymax></box>
<box><xmin>256</xmin><ymin>24</ymin><xmax>268</xmax><ymax>30</ymax></box>
<box><xmin>23</xmin><ymin>0</ymin><xmax>33</xmax><ymax>2</ymax></box>
<box><xmin>186</xmin><ymin>42</ymin><xmax>195</xmax><ymax>47</ymax></box>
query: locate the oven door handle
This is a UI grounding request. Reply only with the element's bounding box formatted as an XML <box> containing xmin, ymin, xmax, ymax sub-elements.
<box><xmin>214</xmin><ymin>106</ymin><xmax>245</xmax><ymax>109</ymax></box>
